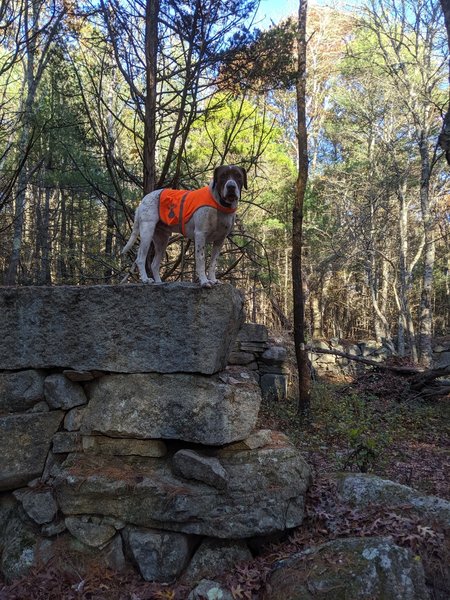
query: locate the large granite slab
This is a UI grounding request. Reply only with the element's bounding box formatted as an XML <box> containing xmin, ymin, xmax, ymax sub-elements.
<box><xmin>81</xmin><ymin>370</ymin><xmax>261</xmax><ymax>445</ymax></box>
<box><xmin>0</xmin><ymin>284</ymin><xmax>244</xmax><ymax>374</ymax></box>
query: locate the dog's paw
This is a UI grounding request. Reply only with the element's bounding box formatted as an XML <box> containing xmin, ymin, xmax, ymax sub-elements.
<box><xmin>201</xmin><ymin>281</ymin><xmax>213</xmax><ymax>289</ymax></box>
<box><xmin>141</xmin><ymin>277</ymin><xmax>154</xmax><ymax>284</ymax></box>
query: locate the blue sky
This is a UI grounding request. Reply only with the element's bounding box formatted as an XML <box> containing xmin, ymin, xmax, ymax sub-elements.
<box><xmin>255</xmin><ymin>0</ymin><xmax>361</xmax><ymax>28</ymax></box>
<box><xmin>255</xmin><ymin>0</ymin><xmax>298</xmax><ymax>26</ymax></box>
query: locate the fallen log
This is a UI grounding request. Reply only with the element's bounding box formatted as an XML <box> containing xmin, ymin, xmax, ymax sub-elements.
<box><xmin>308</xmin><ymin>346</ymin><xmax>450</xmax><ymax>399</ymax></box>
<box><xmin>307</xmin><ymin>346</ymin><xmax>423</xmax><ymax>374</ymax></box>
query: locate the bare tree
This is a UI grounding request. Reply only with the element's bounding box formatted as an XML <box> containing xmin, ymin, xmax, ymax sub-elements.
<box><xmin>364</xmin><ymin>0</ymin><xmax>446</xmax><ymax>366</ymax></box>
<box><xmin>144</xmin><ymin>0</ymin><xmax>159</xmax><ymax>193</ymax></box>
<box><xmin>293</xmin><ymin>0</ymin><xmax>310</xmax><ymax>418</ymax></box>
<box><xmin>4</xmin><ymin>0</ymin><xmax>66</xmax><ymax>285</ymax></box>
<box><xmin>439</xmin><ymin>0</ymin><xmax>450</xmax><ymax>162</ymax></box>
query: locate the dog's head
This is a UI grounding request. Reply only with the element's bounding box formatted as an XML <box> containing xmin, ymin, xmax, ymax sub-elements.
<box><xmin>212</xmin><ymin>165</ymin><xmax>247</xmax><ymax>208</ymax></box>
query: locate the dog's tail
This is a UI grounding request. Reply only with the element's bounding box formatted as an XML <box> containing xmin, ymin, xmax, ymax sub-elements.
<box><xmin>122</xmin><ymin>208</ymin><xmax>140</xmax><ymax>254</ymax></box>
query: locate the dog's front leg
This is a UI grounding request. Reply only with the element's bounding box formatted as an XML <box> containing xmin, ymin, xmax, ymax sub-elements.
<box><xmin>207</xmin><ymin>239</ymin><xmax>225</xmax><ymax>285</ymax></box>
<box><xmin>194</xmin><ymin>231</ymin><xmax>211</xmax><ymax>287</ymax></box>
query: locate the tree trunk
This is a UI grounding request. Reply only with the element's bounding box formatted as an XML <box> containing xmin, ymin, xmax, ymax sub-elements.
<box><xmin>40</xmin><ymin>187</ymin><xmax>52</xmax><ymax>284</ymax></box>
<box><xmin>293</xmin><ymin>0</ymin><xmax>311</xmax><ymax>418</ymax></box>
<box><xmin>5</xmin><ymin>0</ymin><xmax>64</xmax><ymax>284</ymax></box>
<box><xmin>397</xmin><ymin>183</ymin><xmax>418</xmax><ymax>361</ymax></box>
<box><xmin>310</xmin><ymin>294</ymin><xmax>322</xmax><ymax>338</ymax></box>
<box><xmin>438</xmin><ymin>0</ymin><xmax>450</xmax><ymax>163</ymax></box>
<box><xmin>5</xmin><ymin>100</ymin><xmax>34</xmax><ymax>285</ymax></box>
<box><xmin>104</xmin><ymin>197</ymin><xmax>114</xmax><ymax>280</ymax></box>
<box><xmin>58</xmin><ymin>189</ymin><xmax>68</xmax><ymax>281</ymax></box>
<box><xmin>143</xmin><ymin>0</ymin><xmax>159</xmax><ymax>194</ymax></box>
<box><xmin>418</xmin><ymin>132</ymin><xmax>435</xmax><ymax>367</ymax></box>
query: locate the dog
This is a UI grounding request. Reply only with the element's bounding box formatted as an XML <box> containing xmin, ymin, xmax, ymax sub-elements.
<box><xmin>122</xmin><ymin>165</ymin><xmax>247</xmax><ymax>287</ymax></box>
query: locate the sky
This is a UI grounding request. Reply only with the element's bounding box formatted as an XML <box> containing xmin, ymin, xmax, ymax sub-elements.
<box><xmin>255</xmin><ymin>0</ymin><xmax>298</xmax><ymax>27</ymax></box>
<box><xmin>255</xmin><ymin>0</ymin><xmax>362</xmax><ymax>28</ymax></box>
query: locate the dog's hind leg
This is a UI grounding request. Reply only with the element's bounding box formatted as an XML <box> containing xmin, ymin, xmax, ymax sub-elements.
<box><xmin>151</xmin><ymin>228</ymin><xmax>171</xmax><ymax>283</ymax></box>
<box><xmin>135</xmin><ymin>219</ymin><xmax>157</xmax><ymax>283</ymax></box>
<box><xmin>122</xmin><ymin>212</ymin><xmax>140</xmax><ymax>255</ymax></box>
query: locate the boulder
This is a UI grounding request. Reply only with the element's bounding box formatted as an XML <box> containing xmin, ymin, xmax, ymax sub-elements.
<box><xmin>0</xmin><ymin>412</ymin><xmax>64</xmax><ymax>491</ymax></box>
<box><xmin>52</xmin><ymin>434</ymin><xmax>311</xmax><ymax>539</ymax></box>
<box><xmin>14</xmin><ymin>489</ymin><xmax>58</xmax><ymax>525</ymax></box>
<box><xmin>65</xmin><ymin>516</ymin><xmax>116</xmax><ymax>548</ymax></box>
<box><xmin>228</xmin><ymin>351</ymin><xmax>257</xmax><ymax>365</ymax></box>
<box><xmin>183</xmin><ymin>538</ymin><xmax>252</xmax><ymax>585</ymax></box>
<box><xmin>0</xmin><ymin>511</ymin><xmax>53</xmax><ymax>582</ymax></box>
<box><xmin>64</xmin><ymin>406</ymin><xmax>86</xmax><ymax>431</ymax></box>
<box><xmin>172</xmin><ymin>450</ymin><xmax>229</xmax><ymax>490</ymax></box>
<box><xmin>122</xmin><ymin>527</ymin><xmax>194</xmax><ymax>582</ymax></box>
<box><xmin>263</xmin><ymin>537</ymin><xmax>429</xmax><ymax>600</ymax></box>
<box><xmin>237</xmin><ymin>323</ymin><xmax>268</xmax><ymax>344</ymax></box>
<box><xmin>44</xmin><ymin>374</ymin><xmax>87</xmax><ymax>410</ymax></box>
<box><xmin>220</xmin><ymin>429</ymin><xmax>278</xmax><ymax>452</ymax></box>
<box><xmin>81</xmin><ymin>371</ymin><xmax>261</xmax><ymax>445</ymax></box>
<box><xmin>261</xmin><ymin>346</ymin><xmax>287</xmax><ymax>364</ymax></box>
<box><xmin>188</xmin><ymin>579</ymin><xmax>234</xmax><ymax>600</ymax></box>
<box><xmin>336</xmin><ymin>473</ymin><xmax>450</xmax><ymax>527</ymax></box>
<box><xmin>0</xmin><ymin>370</ymin><xmax>45</xmax><ymax>413</ymax></box>
<box><xmin>0</xmin><ymin>510</ymin><xmax>125</xmax><ymax>582</ymax></box>
<box><xmin>0</xmin><ymin>283</ymin><xmax>244</xmax><ymax>374</ymax></box>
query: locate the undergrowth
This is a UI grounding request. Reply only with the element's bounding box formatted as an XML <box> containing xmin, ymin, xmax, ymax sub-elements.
<box><xmin>257</xmin><ymin>377</ymin><xmax>450</xmax><ymax>497</ymax></box>
<box><xmin>1</xmin><ymin>376</ymin><xmax>448</xmax><ymax>599</ymax></box>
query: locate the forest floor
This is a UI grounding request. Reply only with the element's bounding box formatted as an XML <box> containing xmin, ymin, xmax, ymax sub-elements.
<box><xmin>1</xmin><ymin>371</ymin><xmax>449</xmax><ymax>600</ymax></box>
<box><xmin>259</xmin><ymin>373</ymin><xmax>450</xmax><ymax>500</ymax></box>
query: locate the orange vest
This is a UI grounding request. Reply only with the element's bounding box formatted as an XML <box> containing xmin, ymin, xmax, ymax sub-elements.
<box><xmin>159</xmin><ymin>186</ymin><xmax>236</xmax><ymax>235</ymax></box>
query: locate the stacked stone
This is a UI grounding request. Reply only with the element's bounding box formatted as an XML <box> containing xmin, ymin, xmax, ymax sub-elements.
<box><xmin>228</xmin><ymin>323</ymin><xmax>289</xmax><ymax>401</ymax></box>
<box><xmin>0</xmin><ymin>284</ymin><xmax>311</xmax><ymax>586</ymax></box>
<box><xmin>309</xmin><ymin>338</ymin><xmax>392</xmax><ymax>378</ymax></box>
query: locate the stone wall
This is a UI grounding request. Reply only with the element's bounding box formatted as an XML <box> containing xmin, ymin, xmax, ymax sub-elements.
<box><xmin>0</xmin><ymin>284</ymin><xmax>311</xmax><ymax>585</ymax></box>
<box><xmin>228</xmin><ymin>323</ymin><xmax>289</xmax><ymax>401</ymax></box>
<box><xmin>309</xmin><ymin>339</ymin><xmax>392</xmax><ymax>378</ymax></box>
<box><xmin>229</xmin><ymin>331</ymin><xmax>450</xmax><ymax>389</ymax></box>
<box><xmin>309</xmin><ymin>338</ymin><xmax>450</xmax><ymax>379</ymax></box>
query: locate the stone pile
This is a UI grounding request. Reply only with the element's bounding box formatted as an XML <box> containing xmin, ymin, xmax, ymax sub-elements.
<box><xmin>308</xmin><ymin>338</ymin><xmax>392</xmax><ymax>378</ymax></box>
<box><xmin>0</xmin><ymin>283</ymin><xmax>311</xmax><ymax>586</ymax></box>
<box><xmin>228</xmin><ymin>323</ymin><xmax>289</xmax><ymax>401</ymax></box>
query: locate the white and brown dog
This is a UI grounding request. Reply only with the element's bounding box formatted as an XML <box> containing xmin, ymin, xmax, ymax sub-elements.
<box><xmin>122</xmin><ymin>165</ymin><xmax>247</xmax><ymax>287</ymax></box>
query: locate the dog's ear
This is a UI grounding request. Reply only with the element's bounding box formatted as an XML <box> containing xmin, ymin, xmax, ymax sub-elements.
<box><xmin>213</xmin><ymin>166</ymin><xmax>222</xmax><ymax>189</ymax></box>
<box><xmin>240</xmin><ymin>167</ymin><xmax>248</xmax><ymax>190</ymax></box>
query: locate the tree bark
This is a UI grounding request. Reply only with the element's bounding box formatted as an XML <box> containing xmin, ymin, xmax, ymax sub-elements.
<box><xmin>293</xmin><ymin>0</ymin><xmax>311</xmax><ymax>418</ymax></box>
<box><xmin>438</xmin><ymin>0</ymin><xmax>450</xmax><ymax>163</ymax></box>
<box><xmin>143</xmin><ymin>0</ymin><xmax>159</xmax><ymax>194</ymax></box>
<box><xmin>5</xmin><ymin>0</ymin><xmax>65</xmax><ymax>285</ymax></box>
<box><xmin>5</xmin><ymin>0</ymin><xmax>38</xmax><ymax>285</ymax></box>
<box><xmin>418</xmin><ymin>132</ymin><xmax>435</xmax><ymax>368</ymax></box>
<box><xmin>397</xmin><ymin>181</ymin><xmax>419</xmax><ymax>361</ymax></box>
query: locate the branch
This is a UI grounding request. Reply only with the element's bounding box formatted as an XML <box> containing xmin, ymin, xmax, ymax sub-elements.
<box><xmin>307</xmin><ymin>346</ymin><xmax>424</xmax><ymax>374</ymax></box>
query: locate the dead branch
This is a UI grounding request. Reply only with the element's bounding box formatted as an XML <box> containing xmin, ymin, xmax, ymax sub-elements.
<box><xmin>307</xmin><ymin>346</ymin><xmax>423</xmax><ymax>374</ymax></box>
<box><xmin>309</xmin><ymin>346</ymin><xmax>450</xmax><ymax>399</ymax></box>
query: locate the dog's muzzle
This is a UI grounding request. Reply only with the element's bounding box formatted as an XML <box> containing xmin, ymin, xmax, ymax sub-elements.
<box><xmin>221</xmin><ymin>180</ymin><xmax>240</xmax><ymax>205</ymax></box>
